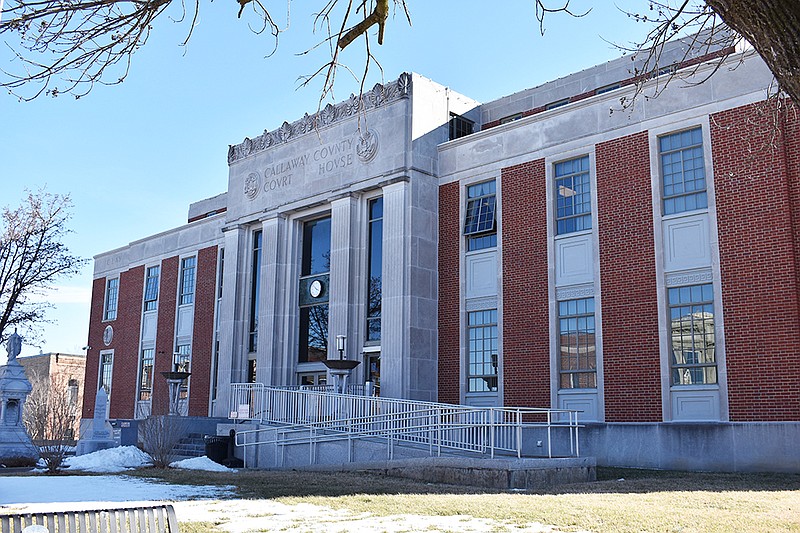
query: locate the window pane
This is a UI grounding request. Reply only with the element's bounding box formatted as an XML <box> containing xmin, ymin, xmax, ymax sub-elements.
<box><xmin>466</xmin><ymin>309</ymin><xmax>498</xmax><ymax>393</ymax></box>
<box><xmin>299</xmin><ymin>305</ymin><xmax>329</xmax><ymax>362</ymax></box>
<box><xmin>555</xmin><ymin>156</ymin><xmax>591</xmax><ymax>235</ymax></box>
<box><xmin>179</xmin><ymin>257</ymin><xmax>196</xmax><ymax>305</ymax></box>
<box><xmin>367</xmin><ymin>198</ymin><xmax>383</xmax><ymax>342</ymax></box>
<box><xmin>104</xmin><ymin>278</ymin><xmax>119</xmax><ymax>321</ymax></box>
<box><xmin>558</xmin><ymin>297</ymin><xmax>597</xmax><ymax>389</ymax></box>
<box><xmin>249</xmin><ymin>231</ymin><xmax>262</xmax><ymax>352</ymax></box>
<box><xmin>143</xmin><ymin>266</ymin><xmax>160</xmax><ymax>312</ymax></box>
<box><xmin>660</xmin><ymin>127</ymin><xmax>707</xmax><ymax>215</ymax></box>
<box><xmin>668</xmin><ymin>283</ymin><xmax>716</xmax><ymax>385</ymax></box>
<box><xmin>464</xmin><ymin>181</ymin><xmax>497</xmax><ymax>243</ymax></box>
<box><xmin>302</xmin><ymin>217</ymin><xmax>332</xmax><ymax>276</ymax></box>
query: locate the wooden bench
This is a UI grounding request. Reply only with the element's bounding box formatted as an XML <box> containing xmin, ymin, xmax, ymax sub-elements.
<box><xmin>0</xmin><ymin>503</ymin><xmax>179</xmax><ymax>533</ymax></box>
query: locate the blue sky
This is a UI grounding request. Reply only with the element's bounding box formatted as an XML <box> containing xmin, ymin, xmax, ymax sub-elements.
<box><xmin>1</xmin><ymin>1</ymin><xmax>648</xmax><ymax>358</ymax></box>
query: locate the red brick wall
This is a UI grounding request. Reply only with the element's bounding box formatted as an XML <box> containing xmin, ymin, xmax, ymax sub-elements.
<box><xmin>82</xmin><ymin>269</ymin><xmax>144</xmax><ymax>419</ymax></box>
<box><xmin>596</xmin><ymin>131</ymin><xmax>662</xmax><ymax>422</ymax></box>
<box><xmin>711</xmin><ymin>103</ymin><xmax>800</xmax><ymax>421</ymax></box>
<box><xmin>153</xmin><ymin>256</ymin><xmax>179</xmax><ymax>415</ymax></box>
<box><xmin>437</xmin><ymin>181</ymin><xmax>461</xmax><ymax>404</ymax></box>
<box><xmin>501</xmin><ymin>159</ymin><xmax>551</xmax><ymax>408</ymax></box>
<box><xmin>189</xmin><ymin>246</ymin><xmax>218</xmax><ymax>416</ymax></box>
<box><xmin>108</xmin><ymin>266</ymin><xmax>144</xmax><ymax>419</ymax></box>
<box><xmin>82</xmin><ymin>278</ymin><xmax>106</xmax><ymax>418</ymax></box>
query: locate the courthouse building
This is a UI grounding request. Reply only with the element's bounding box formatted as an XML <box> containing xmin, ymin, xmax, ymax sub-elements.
<box><xmin>82</xmin><ymin>38</ymin><xmax>800</xmax><ymax>471</ymax></box>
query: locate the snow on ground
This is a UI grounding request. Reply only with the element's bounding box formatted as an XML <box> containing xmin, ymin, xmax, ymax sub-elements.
<box><xmin>61</xmin><ymin>446</ymin><xmax>152</xmax><ymax>473</ymax></box>
<box><xmin>169</xmin><ymin>456</ymin><xmax>236</xmax><ymax>472</ymax></box>
<box><xmin>1</xmin><ymin>446</ymin><xmax>572</xmax><ymax>532</ymax></box>
<box><xmin>172</xmin><ymin>499</ymin><xmax>572</xmax><ymax>533</ymax></box>
<box><xmin>0</xmin><ymin>475</ymin><xmax>235</xmax><ymax>506</ymax></box>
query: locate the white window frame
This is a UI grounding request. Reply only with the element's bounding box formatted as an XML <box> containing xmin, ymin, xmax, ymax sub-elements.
<box><xmin>103</xmin><ymin>277</ymin><xmax>119</xmax><ymax>321</ymax></box>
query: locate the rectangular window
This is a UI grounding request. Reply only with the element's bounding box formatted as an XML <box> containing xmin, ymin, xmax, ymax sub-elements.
<box><xmin>500</xmin><ymin>113</ymin><xmax>523</xmax><ymax>124</ymax></box>
<box><xmin>464</xmin><ymin>180</ymin><xmax>497</xmax><ymax>251</ymax></box>
<box><xmin>467</xmin><ymin>310</ymin><xmax>498</xmax><ymax>393</ymax></box>
<box><xmin>660</xmin><ymin>127</ymin><xmax>708</xmax><ymax>215</ymax></box>
<box><xmin>248</xmin><ymin>231</ymin><xmax>262</xmax><ymax>352</ymax></box>
<box><xmin>174</xmin><ymin>344</ymin><xmax>191</xmax><ymax>398</ymax></box>
<box><xmin>366</xmin><ymin>198</ymin><xmax>383</xmax><ymax>342</ymax></box>
<box><xmin>138</xmin><ymin>348</ymin><xmax>154</xmax><ymax>401</ymax></box>
<box><xmin>143</xmin><ymin>266</ymin><xmax>160</xmax><ymax>312</ymax></box>
<box><xmin>669</xmin><ymin>283</ymin><xmax>717</xmax><ymax>385</ymax></box>
<box><xmin>179</xmin><ymin>256</ymin><xmax>196</xmax><ymax>305</ymax></box>
<box><xmin>299</xmin><ymin>217</ymin><xmax>331</xmax><ymax>363</ymax></box>
<box><xmin>98</xmin><ymin>352</ymin><xmax>113</xmax><ymax>395</ymax></box>
<box><xmin>449</xmin><ymin>113</ymin><xmax>474</xmax><ymax>140</ymax></box>
<box><xmin>558</xmin><ymin>297</ymin><xmax>597</xmax><ymax>389</ymax></box>
<box><xmin>545</xmin><ymin>99</ymin><xmax>569</xmax><ymax>110</ymax></box>
<box><xmin>555</xmin><ymin>155</ymin><xmax>591</xmax><ymax>235</ymax></box>
<box><xmin>299</xmin><ymin>305</ymin><xmax>329</xmax><ymax>363</ymax></box>
<box><xmin>595</xmin><ymin>83</ymin><xmax>621</xmax><ymax>95</ymax></box>
<box><xmin>103</xmin><ymin>278</ymin><xmax>119</xmax><ymax>321</ymax></box>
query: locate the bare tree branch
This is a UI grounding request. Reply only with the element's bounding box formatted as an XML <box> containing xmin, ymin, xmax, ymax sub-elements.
<box><xmin>0</xmin><ymin>189</ymin><xmax>87</xmax><ymax>345</ymax></box>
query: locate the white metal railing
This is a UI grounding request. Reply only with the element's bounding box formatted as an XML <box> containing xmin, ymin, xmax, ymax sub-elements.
<box><xmin>229</xmin><ymin>384</ymin><xmax>581</xmax><ymax>465</ymax></box>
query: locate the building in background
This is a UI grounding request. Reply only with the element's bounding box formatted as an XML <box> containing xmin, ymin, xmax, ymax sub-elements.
<box><xmin>19</xmin><ymin>352</ymin><xmax>85</xmax><ymax>440</ymax></box>
<box><xmin>81</xmin><ymin>38</ymin><xmax>800</xmax><ymax>472</ymax></box>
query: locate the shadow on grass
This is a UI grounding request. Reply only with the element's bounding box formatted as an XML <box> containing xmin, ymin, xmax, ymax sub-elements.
<box><xmin>125</xmin><ymin>466</ymin><xmax>800</xmax><ymax>499</ymax></box>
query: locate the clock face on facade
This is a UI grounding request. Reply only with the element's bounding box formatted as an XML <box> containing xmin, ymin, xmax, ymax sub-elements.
<box><xmin>309</xmin><ymin>280</ymin><xmax>323</xmax><ymax>298</ymax></box>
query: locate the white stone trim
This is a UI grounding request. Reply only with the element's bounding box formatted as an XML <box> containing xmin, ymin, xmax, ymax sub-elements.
<box><xmin>649</xmin><ymin>116</ymin><xmax>729</xmax><ymax>422</ymax></box>
<box><xmin>546</xmin><ymin>147</ymin><xmax>605</xmax><ymax>422</ymax></box>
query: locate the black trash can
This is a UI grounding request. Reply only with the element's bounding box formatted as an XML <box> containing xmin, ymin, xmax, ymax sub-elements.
<box><xmin>204</xmin><ymin>435</ymin><xmax>230</xmax><ymax>465</ymax></box>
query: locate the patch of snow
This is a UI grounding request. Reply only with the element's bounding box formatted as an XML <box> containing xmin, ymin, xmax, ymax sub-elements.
<box><xmin>0</xmin><ymin>475</ymin><xmax>234</xmax><ymax>506</ymax></box>
<box><xmin>170</xmin><ymin>456</ymin><xmax>236</xmax><ymax>472</ymax></box>
<box><xmin>63</xmin><ymin>446</ymin><xmax>152</xmax><ymax>473</ymax></box>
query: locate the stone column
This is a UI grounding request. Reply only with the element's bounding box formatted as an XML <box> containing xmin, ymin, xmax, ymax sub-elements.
<box><xmin>380</xmin><ymin>181</ymin><xmax>410</xmax><ymax>399</ymax></box>
<box><xmin>256</xmin><ymin>214</ymin><xmax>288</xmax><ymax>386</ymax></box>
<box><xmin>328</xmin><ymin>195</ymin><xmax>361</xmax><ymax>368</ymax></box>
<box><xmin>211</xmin><ymin>225</ymin><xmax>246</xmax><ymax>418</ymax></box>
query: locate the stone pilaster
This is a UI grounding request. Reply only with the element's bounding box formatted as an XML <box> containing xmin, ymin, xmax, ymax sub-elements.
<box><xmin>328</xmin><ymin>196</ymin><xmax>361</xmax><ymax>368</ymax></box>
<box><xmin>211</xmin><ymin>225</ymin><xmax>246</xmax><ymax>417</ymax></box>
<box><xmin>380</xmin><ymin>181</ymin><xmax>410</xmax><ymax>399</ymax></box>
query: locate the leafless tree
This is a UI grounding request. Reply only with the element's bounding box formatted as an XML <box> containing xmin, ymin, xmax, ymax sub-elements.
<box><xmin>1</xmin><ymin>1</ymin><xmax>798</xmax><ymax>105</ymax></box>
<box><xmin>22</xmin><ymin>368</ymin><xmax>80</xmax><ymax>472</ymax></box>
<box><xmin>139</xmin><ymin>413</ymin><xmax>189</xmax><ymax>468</ymax></box>
<box><xmin>0</xmin><ymin>190</ymin><xmax>87</xmax><ymax>346</ymax></box>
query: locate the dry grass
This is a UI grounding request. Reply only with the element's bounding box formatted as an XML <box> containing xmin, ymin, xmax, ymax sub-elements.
<box><xmin>130</xmin><ymin>467</ymin><xmax>800</xmax><ymax>533</ymax></box>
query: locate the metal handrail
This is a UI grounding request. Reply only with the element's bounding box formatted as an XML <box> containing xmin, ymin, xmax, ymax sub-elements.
<box><xmin>229</xmin><ymin>384</ymin><xmax>581</xmax><ymax>465</ymax></box>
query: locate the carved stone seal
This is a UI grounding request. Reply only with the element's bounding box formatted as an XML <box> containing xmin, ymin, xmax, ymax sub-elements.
<box><xmin>356</xmin><ymin>129</ymin><xmax>379</xmax><ymax>163</ymax></box>
<box><xmin>244</xmin><ymin>172</ymin><xmax>261</xmax><ymax>200</ymax></box>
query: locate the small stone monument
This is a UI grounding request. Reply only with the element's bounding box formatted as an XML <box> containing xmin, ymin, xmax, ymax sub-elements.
<box><xmin>76</xmin><ymin>387</ymin><xmax>116</xmax><ymax>455</ymax></box>
<box><xmin>0</xmin><ymin>330</ymin><xmax>38</xmax><ymax>464</ymax></box>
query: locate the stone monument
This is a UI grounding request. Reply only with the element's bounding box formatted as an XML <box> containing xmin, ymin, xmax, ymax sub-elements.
<box><xmin>76</xmin><ymin>387</ymin><xmax>116</xmax><ymax>455</ymax></box>
<box><xmin>0</xmin><ymin>330</ymin><xmax>38</xmax><ymax>464</ymax></box>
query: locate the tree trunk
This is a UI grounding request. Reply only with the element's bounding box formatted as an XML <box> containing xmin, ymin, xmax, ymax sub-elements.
<box><xmin>706</xmin><ymin>0</ymin><xmax>800</xmax><ymax>102</ymax></box>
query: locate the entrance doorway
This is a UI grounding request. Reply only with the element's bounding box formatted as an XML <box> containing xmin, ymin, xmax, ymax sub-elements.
<box><xmin>365</xmin><ymin>352</ymin><xmax>380</xmax><ymax>396</ymax></box>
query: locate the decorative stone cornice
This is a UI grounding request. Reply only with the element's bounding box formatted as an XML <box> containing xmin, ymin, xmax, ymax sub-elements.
<box><xmin>227</xmin><ymin>73</ymin><xmax>412</xmax><ymax>164</ymax></box>
<box><xmin>666</xmin><ymin>269</ymin><xmax>713</xmax><ymax>287</ymax></box>
<box><xmin>556</xmin><ymin>284</ymin><xmax>594</xmax><ymax>301</ymax></box>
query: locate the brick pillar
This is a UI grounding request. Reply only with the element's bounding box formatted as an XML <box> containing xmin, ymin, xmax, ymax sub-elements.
<box><xmin>596</xmin><ymin>131</ymin><xmax>662</xmax><ymax>422</ymax></box>
<box><xmin>501</xmin><ymin>159</ymin><xmax>550</xmax><ymax>408</ymax></box>
<box><xmin>711</xmin><ymin>103</ymin><xmax>800</xmax><ymax>421</ymax></box>
<box><xmin>438</xmin><ymin>181</ymin><xmax>460</xmax><ymax>404</ymax></box>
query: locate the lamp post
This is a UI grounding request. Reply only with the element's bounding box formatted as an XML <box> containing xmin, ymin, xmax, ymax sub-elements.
<box><xmin>161</xmin><ymin>354</ymin><xmax>190</xmax><ymax>416</ymax></box>
<box><xmin>336</xmin><ymin>335</ymin><xmax>346</xmax><ymax>360</ymax></box>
